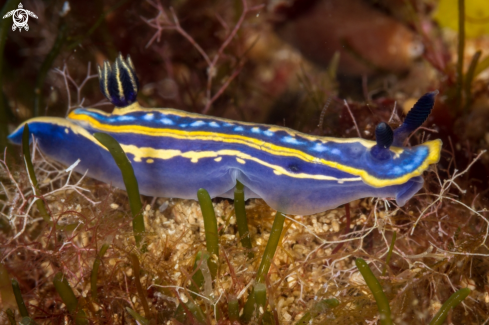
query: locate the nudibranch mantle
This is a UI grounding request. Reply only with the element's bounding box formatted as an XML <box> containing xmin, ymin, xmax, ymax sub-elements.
<box><xmin>8</xmin><ymin>55</ymin><xmax>442</xmax><ymax>215</ymax></box>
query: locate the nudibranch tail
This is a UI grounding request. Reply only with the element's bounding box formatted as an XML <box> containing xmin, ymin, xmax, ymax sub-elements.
<box><xmin>393</xmin><ymin>90</ymin><xmax>438</xmax><ymax>146</ymax></box>
<box><xmin>97</xmin><ymin>53</ymin><xmax>139</xmax><ymax>108</ymax></box>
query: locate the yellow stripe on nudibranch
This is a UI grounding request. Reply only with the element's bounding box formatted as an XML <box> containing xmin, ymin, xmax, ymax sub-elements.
<box><xmin>118</xmin><ymin>144</ymin><xmax>362</xmax><ymax>182</ymax></box>
<box><xmin>67</xmin><ymin>110</ymin><xmax>441</xmax><ymax>187</ymax></box>
<box><xmin>114</xmin><ymin>57</ymin><xmax>124</xmax><ymax>100</ymax></box>
<box><xmin>69</xmin><ymin>108</ymin><xmax>385</xmax><ymax>150</ymax></box>
<box><xmin>336</xmin><ymin>138</ymin><xmax>441</xmax><ymax>187</ymax></box>
<box><xmin>68</xmin><ymin>111</ymin><xmax>369</xmax><ymax>166</ymax></box>
<box><xmin>85</xmin><ymin>105</ymin><xmax>403</xmax><ymax>159</ymax></box>
<box><xmin>10</xmin><ymin>117</ymin><xmax>109</xmax><ymax>151</ymax></box>
<box><xmin>84</xmin><ymin>104</ymin><xmax>391</xmax><ymax>147</ymax></box>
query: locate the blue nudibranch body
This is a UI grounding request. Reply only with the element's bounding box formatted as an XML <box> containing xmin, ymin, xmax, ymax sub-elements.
<box><xmin>9</xmin><ymin>55</ymin><xmax>442</xmax><ymax>215</ymax></box>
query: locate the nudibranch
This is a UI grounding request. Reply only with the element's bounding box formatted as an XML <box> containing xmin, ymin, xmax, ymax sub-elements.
<box><xmin>9</xmin><ymin>55</ymin><xmax>442</xmax><ymax>215</ymax></box>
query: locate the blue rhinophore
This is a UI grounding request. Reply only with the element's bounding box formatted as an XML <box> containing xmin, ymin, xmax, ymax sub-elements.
<box><xmin>393</xmin><ymin>90</ymin><xmax>438</xmax><ymax>146</ymax></box>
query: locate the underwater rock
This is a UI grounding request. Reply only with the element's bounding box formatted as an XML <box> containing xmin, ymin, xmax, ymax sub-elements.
<box><xmin>272</xmin><ymin>0</ymin><xmax>424</xmax><ymax>76</ymax></box>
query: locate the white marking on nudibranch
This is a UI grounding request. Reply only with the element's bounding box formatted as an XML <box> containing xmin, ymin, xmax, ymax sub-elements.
<box><xmin>263</xmin><ymin>130</ymin><xmax>274</xmax><ymax>137</ymax></box>
<box><xmin>117</xmin><ymin>116</ymin><xmax>136</xmax><ymax>121</ymax></box>
<box><xmin>65</xmin><ymin>128</ymin><xmax>69</xmax><ymax>134</ymax></box>
<box><xmin>214</xmin><ymin>157</ymin><xmax>222</xmax><ymax>162</ymax></box>
<box><xmin>236</xmin><ymin>158</ymin><xmax>246</xmax><ymax>164</ymax></box>
<box><xmin>251</xmin><ymin>127</ymin><xmax>260</xmax><ymax>133</ymax></box>
<box><xmin>402</xmin><ymin>163</ymin><xmax>414</xmax><ymax>171</ymax></box>
<box><xmin>330</xmin><ymin>148</ymin><xmax>341</xmax><ymax>155</ymax></box>
<box><xmin>283</xmin><ymin>136</ymin><xmax>303</xmax><ymax>145</ymax></box>
<box><xmin>143</xmin><ymin>113</ymin><xmax>154</xmax><ymax>121</ymax></box>
<box><xmin>209</xmin><ymin>121</ymin><xmax>220</xmax><ymax>128</ymax></box>
<box><xmin>190</xmin><ymin>120</ymin><xmax>206</xmax><ymax>127</ymax></box>
<box><xmin>223</xmin><ymin>123</ymin><xmax>233</xmax><ymax>127</ymax></box>
<box><xmin>160</xmin><ymin>118</ymin><xmax>174</xmax><ymax>125</ymax></box>
<box><xmin>234</xmin><ymin>126</ymin><xmax>244</xmax><ymax>132</ymax></box>
<box><xmin>312</xmin><ymin>143</ymin><xmax>328</xmax><ymax>152</ymax></box>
